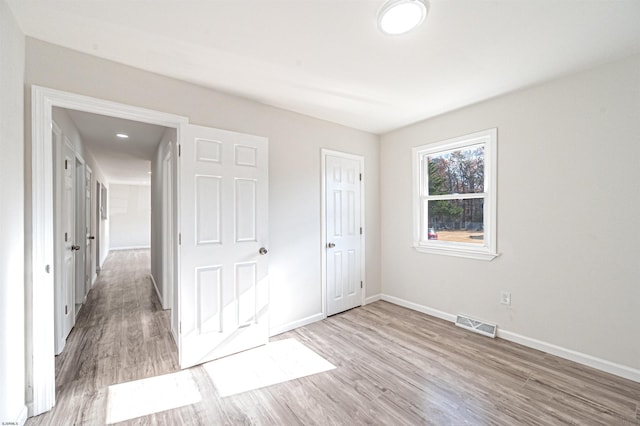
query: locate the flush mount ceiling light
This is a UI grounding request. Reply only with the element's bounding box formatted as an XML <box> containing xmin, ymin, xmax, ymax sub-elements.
<box><xmin>116</xmin><ymin>133</ymin><xmax>129</xmax><ymax>139</ymax></box>
<box><xmin>378</xmin><ymin>0</ymin><xmax>428</xmax><ymax>35</ymax></box>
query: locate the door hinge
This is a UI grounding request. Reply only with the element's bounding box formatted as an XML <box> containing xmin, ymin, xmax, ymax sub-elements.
<box><xmin>179</xmin><ymin>321</ymin><xmax>182</xmax><ymax>334</ymax></box>
<box><xmin>65</xmin><ymin>159</ymin><xmax>68</xmax><ymax>170</ymax></box>
<box><xmin>65</xmin><ymin>232</ymin><xmax>68</xmax><ymax>242</ymax></box>
<box><xmin>359</xmin><ymin>173</ymin><xmax>362</xmax><ymax>181</ymax></box>
<box><xmin>360</xmin><ymin>227</ymin><xmax>363</xmax><ymax>235</ymax></box>
<box><xmin>178</xmin><ymin>233</ymin><xmax>181</xmax><ymax>245</ymax></box>
<box><xmin>65</xmin><ymin>305</ymin><xmax>68</xmax><ymax>315</ymax></box>
<box><xmin>360</xmin><ymin>281</ymin><xmax>363</xmax><ymax>289</ymax></box>
<box><xmin>178</xmin><ymin>144</ymin><xmax>181</xmax><ymax>157</ymax></box>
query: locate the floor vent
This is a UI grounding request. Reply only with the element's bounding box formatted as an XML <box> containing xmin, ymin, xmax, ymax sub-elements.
<box><xmin>455</xmin><ymin>315</ymin><xmax>497</xmax><ymax>338</ymax></box>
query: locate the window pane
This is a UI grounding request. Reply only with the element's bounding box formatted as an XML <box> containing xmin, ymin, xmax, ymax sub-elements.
<box><xmin>427</xmin><ymin>145</ymin><xmax>484</xmax><ymax>195</ymax></box>
<box><xmin>427</xmin><ymin>199</ymin><xmax>484</xmax><ymax>244</ymax></box>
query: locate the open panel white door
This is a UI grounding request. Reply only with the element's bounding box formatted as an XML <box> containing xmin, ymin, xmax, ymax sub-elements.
<box><xmin>179</xmin><ymin>124</ymin><xmax>269</xmax><ymax>369</ymax></box>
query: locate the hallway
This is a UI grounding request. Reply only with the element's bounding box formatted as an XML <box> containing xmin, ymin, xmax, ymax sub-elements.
<box><xmin>28</xmin><ymin>249</ymin><xmax>179</xmax><ymax>425</ymax></box>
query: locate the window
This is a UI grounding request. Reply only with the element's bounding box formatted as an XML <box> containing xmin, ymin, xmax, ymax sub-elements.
<box><xmin>412</xmin><ymin>128</ymin><xmax>498</xmax><ymax>260</ymax></box>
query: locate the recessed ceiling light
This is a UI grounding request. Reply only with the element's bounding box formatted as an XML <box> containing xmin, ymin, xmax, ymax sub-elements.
<box><xmin>116</xmin><ymin>133</ymin><xmax>129</xmax><ymax>139</ymax></box>
<box><xmin>378</xmin><ymin>0</ymin><xmax>428</xmax><ymax>35</ymax></box>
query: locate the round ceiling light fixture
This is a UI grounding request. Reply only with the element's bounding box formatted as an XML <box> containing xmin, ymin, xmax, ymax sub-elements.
<box><xmin>378</xmin><ymin>0</ymin><xmax>428</xmax><ymax>35</ymax></box>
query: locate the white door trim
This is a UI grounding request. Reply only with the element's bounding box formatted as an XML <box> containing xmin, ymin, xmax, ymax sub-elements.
<box><xmin>320</xmin><ymin>149</ymin><xmax>366</xmax><ymax>319</ymax></box>
<box><xmin>29</xmin><ymin>85</ymin><xmax>188</xmax><ymax>416</ymax></box>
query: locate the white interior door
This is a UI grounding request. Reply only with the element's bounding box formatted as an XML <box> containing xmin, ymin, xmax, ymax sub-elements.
<box><xmin>96</xmin><ymin>181</ymin><xmax>102</xmax><ymax>274</ymax></box>
<box><xmin>324</xmin><ymin>152</ymin><xmax>363</xmax><ymax>316</ymax></box>
<box><xmin>163</xmin><ymin>149</ymin><xmax>174</xmax><ymax>311</ymax></box>
<box><xmin>61</xmin><ymin>143</ymin><xmax>76</xmax><ymax>340</ymax></box>
<box><xmin>52</xmin><ymin>122</ymin><xmax>64</xmax><ymax>355</ymax></box>
<box><xmin>74</xmin><ymin>158</ymin><xmax>85</xmax><ymax>309</ymax></box>
<box><xmin>179</xmin><ymin>124</ymin><xmax>269</xmax><ymax>369</ymax></box>
<box><xmin>85</xmin><ymin>166</ymin><xmax>93</xmax><ymax>295</ymax></box>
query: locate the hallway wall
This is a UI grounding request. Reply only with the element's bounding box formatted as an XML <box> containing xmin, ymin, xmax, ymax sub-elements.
<box><xmin>109</xmin><ymin>184</ymin><xmax>151</xmax><ymax>250</ymax></box>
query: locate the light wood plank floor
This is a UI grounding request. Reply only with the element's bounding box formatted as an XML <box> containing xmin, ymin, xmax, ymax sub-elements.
<box><xmin>28</xmin><ymin>249</ymin><xmax>640</xmax><ymax>425</ymax></box>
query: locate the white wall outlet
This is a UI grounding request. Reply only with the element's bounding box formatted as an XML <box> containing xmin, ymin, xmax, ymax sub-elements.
<box><xmin>500</xmin><ymin>291</ymin><xmax>511</xmax><ymax>305</ymax></box>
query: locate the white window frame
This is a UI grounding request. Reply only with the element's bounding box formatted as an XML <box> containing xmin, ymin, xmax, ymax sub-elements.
<box><xmin>412</xmin><ymin>128</ymin><xmax>498</xmax><ymax>261</ymax></box>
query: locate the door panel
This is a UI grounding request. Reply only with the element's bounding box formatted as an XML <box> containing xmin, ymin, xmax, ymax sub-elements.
<box><xmin>62</xmin><ymin>143</ymin><xmax>76</xmax><ymax>339</ymax></box>
<box><xmin>85</xmin><ymin>166</ymin><xmax>93</xmax><ymax>295</ymax></box>
<box><xmin>179</xmin><ymin>124</ymin><xmax>269</xmax><ymax>369</ymax></box>
<box><xmin>74</xmin><ymin>159</ymin><xmax>85</xmax><ymax>307</ymax></box>
<box><xmin>326</xmin><ymin>154</ymin><xmax>362</xmax><ymax>316</ymax></box>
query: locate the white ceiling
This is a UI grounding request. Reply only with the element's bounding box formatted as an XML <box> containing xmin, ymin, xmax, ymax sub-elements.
<box><xmin>62</xmin><ymin>108</ymin><xmax>168</xmax><ymax>185</ymax></box>
<box><xmin>10</xmin><ymin>1</ymin><xmax>640</xmax><ymax>134</ymax></box>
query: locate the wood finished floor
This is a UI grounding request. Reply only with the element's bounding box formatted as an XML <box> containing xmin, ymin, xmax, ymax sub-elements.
<box><xmin>27</xmin><ymin>249</ymin><xmax>640</xmax><ymax>425</ymax></box>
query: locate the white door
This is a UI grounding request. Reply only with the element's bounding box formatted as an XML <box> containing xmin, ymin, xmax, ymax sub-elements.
<box><xmin>179</xmin><ymin>124</ymin><xmax>269</xmax><ymax>369</ymax></box>
<box><xmin>96</xmin><ymin>181</ymin><xmax>101</xmax><ymax>274</ymax></box>
<box><xmin>61</xmin><ymin>143</ymin><xmax>76</xmax><ymax>339</ymax></box>
<box><xmin>74</xmin><ymin>158</ymin><xmax>86</xmax><ymax>308</ymax></box>
<box><xmin>162</xmin><ymin>149</ymin><xmax>174</xmax><ymax>311</ymax></box>
<box><xmin>85</xmin><ymin>166</ymin><xmax>93</xmax><ymax>295</ymax></box>
<box><xmin>324</xmin><ymin>152</ymin><xmax>363</xmax><ymax>316</ymax></box>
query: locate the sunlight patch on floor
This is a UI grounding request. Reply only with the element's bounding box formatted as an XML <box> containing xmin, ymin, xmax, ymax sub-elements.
<box><xmin>204</xmin><ymin>338</ymin><xmax>336</xmax><ymax>397</ymax></box>
<box><xmin>106</xmin><ymin>370</ymin><xmax>201</xmax><ymax>424</ymax></box>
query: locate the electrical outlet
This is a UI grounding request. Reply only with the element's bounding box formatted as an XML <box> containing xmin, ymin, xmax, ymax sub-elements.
<box><xmin>500</xmin><ymin>291</ymin><xmax>511</xmax><ymax>306</ymax></box>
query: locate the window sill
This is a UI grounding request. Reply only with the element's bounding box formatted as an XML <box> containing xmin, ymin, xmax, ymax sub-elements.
<box><xmin>413</xmin><ymin>244</ymin><xmax>499</xmax><ymax>261</ymax></box>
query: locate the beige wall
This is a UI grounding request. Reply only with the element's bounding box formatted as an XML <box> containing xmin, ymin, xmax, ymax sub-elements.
<box><xmin>380</xmin><ymin>54</ymin><xmax>640</xmax><ymax>372</ymax></box>
<box><xmin>25</xmin><ymin>37</ymin><xmax>381</xmax><ymax>334</ymax></box>
<box><xmin>109</xmin><ymin>184</ymin><xmax>151</xmax><ymax>250</ymax></box>
<box><xmin>0</xmin><ymin>1</ymin><xmax>26</xmax><ymax>423</ymax></box>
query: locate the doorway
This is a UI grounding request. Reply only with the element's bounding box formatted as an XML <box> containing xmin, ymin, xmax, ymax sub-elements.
<box><xmin>321</xmin><ymin>149</ymin><xmax>365</xmax><ymax>317</ymax></box>
<box><xmin>30</xmin><ymin>86</ymin><xmax>271</xmax><ymax>417</ymax></box>
<box><xmin>29</xmin><ymin>86</ymin><xmax>188</xmax><ymax>416</ymax></box>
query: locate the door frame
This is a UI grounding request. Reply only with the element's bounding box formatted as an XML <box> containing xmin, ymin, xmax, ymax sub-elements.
<box><xmin>29</xmin><ymin>86</ymin><xmax>188</xmax><ymax>416</ymax></box>
<box><xmin>320</xmin><ymin>149</ymin><xmax>366</xmax><ymax>318</ymax></box>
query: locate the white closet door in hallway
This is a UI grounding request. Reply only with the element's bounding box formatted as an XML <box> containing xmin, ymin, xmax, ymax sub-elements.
<box><xmin>61</xmin><ymin>141</ymin><xmax>77</xmax><ymax>345</ymax></box>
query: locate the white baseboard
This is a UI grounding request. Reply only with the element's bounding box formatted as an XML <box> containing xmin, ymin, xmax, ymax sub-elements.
<box><xmin>497</xmin><ymin>329</ymin><xmax>640</xmax><ymax>383</ymax></box>
<box><xmin>109</xmin><ymin>245</ymin><xmax>150</xmax><ymax>251</ymax></box>
<box><xmin>149</xmin><ymin>274</ymin><xmax>163</xmax><ymax>306</ymax></box>
<box><xmin>381</xmin><ymin>294</ymin><xmax>456</xmax><ymax>322</ymax></box>
<box><xmin>379</xmin><ymin>294</ymin><xmax>640</xmax><ymax>383</ymax></box>
<box><xmin>269</xmin><ymin>313</ymin><xmax>324</xmax><ymax>337</ymax></box>
<box><xmin>364</xmin><ymin>294</ymin><xmax>382</xmax><ymax>304</ymax></box>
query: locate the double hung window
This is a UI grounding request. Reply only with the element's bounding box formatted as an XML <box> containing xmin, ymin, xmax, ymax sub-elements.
<box><xmin>412</xmin><ymin>128</ymin><xmax>498</xmax><ymax>260</ymax></box>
